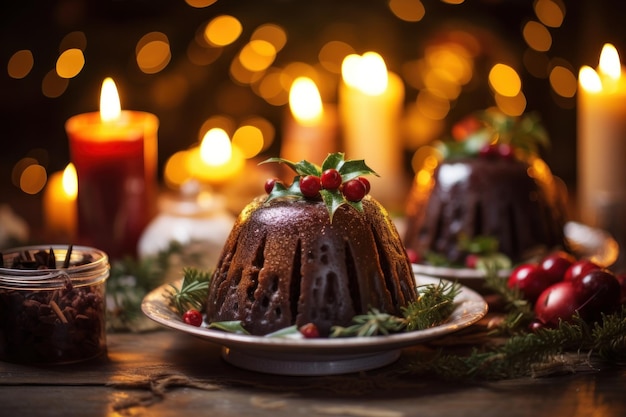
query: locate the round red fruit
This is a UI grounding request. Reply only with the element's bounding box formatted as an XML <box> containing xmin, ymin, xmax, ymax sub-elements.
<box><xmin>358</xmin><ymin>177</ymin><xmax>371</xmax><ymax>194</ymax></box>
<box><xmin>299</xmin><ymin>175</ymin><xmax>321</xmax><ymax>198</ymax></box>
<box><xmin>571</xmin><ymin>269</ymin><xmax>621</xmax><ymax>321</ymax></box>
<box><xmin>497</xmin><ymin>143</ymin><xmax>515</xmax><ymax>159</ymax></box>
<box><xmin>507</xmin><ymin>263</ymin><xmax>553</xmax><ymax>302</ymax></box>
<box><xmin>321</xmin><ymin>169</ymin><xmax>342</xmax><ymax>190</ymax></box>
<box><xmin>465</xmin><ymin>254</ymin><xmax>479</xmax><ymax>269</ymax></box>
<box><xmin>563</xmin><ymin>259</ymin><xmax>600</xmax><ymax>282</ymax></box>
<box><xmin>342</xmin><ymin>178</ymin><xmax>366</xmax><ymax>202</ymax></box>
<box><xmin>406</xmin><ymin>248</ymin><xmax>420</xmax><ymax>264</ymax></box>
<box><xmin>478</xmin><ymin>143</ymin><xmax>499</xmax><ymax>158</ymax></box>
<box><xmin>534</xmin><ymin>281</ymin><xmax>580</xmax><ymax>327</ymax></box>
<box><xmin>183</xmin><ymin>309</ymin><xmax>203</xmax><ymax>327</ymax></box>
<box><xmin>539</xmin><ymin>251</ymin><xmax>575</xmax><ymax>284</ymax></box>
<box><xmin>299</xmin><ymin>323</ymin><xmax>320</xmax><ymax>338</ymax></box>
<box><xmin>264</xmin><ymin>178</ymin><xmax>281</xmax><ymax>194</ymax></box>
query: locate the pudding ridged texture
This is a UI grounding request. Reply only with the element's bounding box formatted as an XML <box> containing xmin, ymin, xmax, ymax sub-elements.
<box><xmin>206</xmin><ymin>195</ymin><xmax>418</xmax><ymax>336</ymax></box>
<box><xmin>403</xmin><ymin>156</ymin><xmax>568</xmax><ymax>264</ymax></box>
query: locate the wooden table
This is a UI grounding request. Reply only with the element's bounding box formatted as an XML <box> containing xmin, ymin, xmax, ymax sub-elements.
<box><xmin>1</xmin><ymin>329</ymin><xmax>625</xmax><ymax>417</ymax></box>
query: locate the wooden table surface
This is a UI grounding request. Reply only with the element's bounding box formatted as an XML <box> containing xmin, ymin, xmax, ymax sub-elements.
<box><xmin>1</xmin><ymin>328</ymin><xmax>625</xmax><ymax>417</ymax></box>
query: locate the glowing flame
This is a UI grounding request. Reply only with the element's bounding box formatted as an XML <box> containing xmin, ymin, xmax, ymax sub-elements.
<box><xmin>341</xmin><ymin>52</ymin><xmax>388</xmax><ymax>95</ymax></box>
<box><xmin>289</xmin><ymin>77</ymin><xmax>323</xmax><ymax>125</ymax></box>
<box><xmin>62</xmin><ymin>163</ymin><xmax>78</xmax><ymax>199</ymax></box>
<box><xmin>100</xmin><ymin>77</ymin><xmax>121</xmax><ymax>122</ymax></box>
<box><xmin>579</xmin><ymin>66</ymin><xmax>602</xmax><ymax>93</ymax></box>
<box><xmin>200</xmin><ymin>128</ymin><xmax>232</xmax><ymax>166</ymax></box>
<box><xmin>598</xmin><ymin>43</ymin><xmax>621</xmax><ymax>80</ymax></box>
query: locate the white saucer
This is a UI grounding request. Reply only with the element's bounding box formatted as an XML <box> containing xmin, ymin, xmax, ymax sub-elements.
<box><xmin>141</xmin><ymin>275</ymin><xmax>487</xmax><ymax>376</ymax></box>
<box><xmin>411</xmin><ymin>221</ymin><xmax>619</xmax><ymax>287</ymax></box>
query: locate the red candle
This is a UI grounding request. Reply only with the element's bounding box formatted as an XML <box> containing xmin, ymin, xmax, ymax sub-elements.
<box><xmin>65</xmin><ymin>78</ymin><xmax>158</xmax><ymax>259</ymax></box>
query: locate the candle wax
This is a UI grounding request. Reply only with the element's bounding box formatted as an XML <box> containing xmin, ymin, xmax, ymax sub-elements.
<box><xmin>66</xmin><ymin>111</ymin><xmax>158</xmax><ymax>259</ymax></box>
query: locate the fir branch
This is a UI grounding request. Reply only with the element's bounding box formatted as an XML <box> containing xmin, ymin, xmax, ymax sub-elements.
<box><xmin>167</xmin><ymin>268</ymin><xmax>212</xmax><ymax>316</ymax></box>
<box><xmin>330</xmin><ymin>309</ymin><xmax>406</xmax><ymax>337</ymax></box>
<box><xmin>482</xmin><ymin>267</ymin><xmax>534</xmax><ymax>335</ymax></box>
<box><xmin>403</xmin><ymin>281</ymin><xmax>461</xmax><ymax>331</ymax></box>
<box><xmin>407</xmin><ymin>306</ymin><xmax>626</xmax><ymax>380</ymax></box>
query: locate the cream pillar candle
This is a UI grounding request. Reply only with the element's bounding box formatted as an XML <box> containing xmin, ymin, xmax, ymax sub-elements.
<box><xmin>281</xmin><ymin>77</ymin><xmax>338</xmax><ymax>169</ymax></box>
<box><xmin>339</xmin><ymin>52</ymin><xmax>406</xmax><ymax>210</ymax></box>
<box><xmin>578</xmin><ymin>43</ymin><xmax>626</xmax><ymax>249</ymax></box>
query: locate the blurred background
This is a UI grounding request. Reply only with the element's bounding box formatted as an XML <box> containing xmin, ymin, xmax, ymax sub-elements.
<box><xmin>0</xmin><ymin>0</ymin><xmax>624</xmax><ymax>245</ymax></box>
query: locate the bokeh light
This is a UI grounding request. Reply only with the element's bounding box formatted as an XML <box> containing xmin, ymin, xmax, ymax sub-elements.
<box><xmin>488</xmin><ymin>63</ymin><xmax>522</xmax><ymax>97</ymax></box>
<box><xmin>7</xmin><ymin>50</ymin><xmax>34</xmax><ymax>79</ymax></box>
<box><xmin>204</xmin><ymin>15</ymin><xmax>243</xmax><ymax>47</ymax></box>
<box><xmin>388</xmin><ymin>0</ymin><xmax>426</xmax><ymax>23</ymax></box>
<box><xmin>136</xmin><ymin>32</ymin><xmax>171</xmax><ymax>74</ymax></box>
<box><xmin>56</xmin><ymin>48</ymin><xmax>85</xmax><ymax>78</ymax></box>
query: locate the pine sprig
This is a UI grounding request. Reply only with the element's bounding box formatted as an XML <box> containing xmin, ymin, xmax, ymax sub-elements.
<box><xmin>482</xmin><ymin>267</ymin><xmax>535</xmax><ymax>335</ymax></box>
<box><xmin>407</xmin><ymin>308</ymin><xmax>626</xmax><ymax>380</ymax></box>
<box><xmin>167</xmin><ymin>268</ymin><xmax>212</xmax><ymax>316</ymax></box>
<box><xmin>403</xmin><ymin>281</ymin><xmax>461</xmax><ymax>331</ymax></box>
<box><xmin>330</xmin><ymin>281</ymin><xmax>460</xmax><ymax>337</ymax></box>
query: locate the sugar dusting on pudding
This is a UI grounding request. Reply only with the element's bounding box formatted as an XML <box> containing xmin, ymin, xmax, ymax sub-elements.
<box><xmin>205</xmin><ymin>153</ymin><xmax>417</xmax><ymax>336</ymax></box>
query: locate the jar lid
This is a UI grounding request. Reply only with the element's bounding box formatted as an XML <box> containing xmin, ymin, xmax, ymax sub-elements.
<box><xmin>0</xmin><ymin>245</ymin><xmax>109</xmax><ymax>290</ymax></box>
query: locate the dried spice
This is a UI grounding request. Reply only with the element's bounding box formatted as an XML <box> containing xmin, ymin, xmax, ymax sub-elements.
<box><xmin>0</xmin><ymin>245</ymin><xmax>108</xmax><ymax>364</ymax></box>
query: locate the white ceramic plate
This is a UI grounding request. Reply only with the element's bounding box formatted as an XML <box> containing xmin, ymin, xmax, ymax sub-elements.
<box><xmin>411</xmin><ymin>221</ymin><xmax>619</xmax><ymax>285</ymax></box>
<box><xmin>141</xmin><ymin>275</ymin><xmax>487</xmax><ymax>376</ymax></box>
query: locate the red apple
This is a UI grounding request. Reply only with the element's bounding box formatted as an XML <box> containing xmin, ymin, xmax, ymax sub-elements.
<box><xmin>508</xmin><ymin>263</ymin><xmax>554</xmax><ymax>302</ymax></box>
<box><xmin>534</xmin><ymin>281</ymin><xmax>580</xmax><ymax>327</ymax></box>
<box><xmin>538</xmin><ymin>251</ymin><xmax>575</xmax><ymax>283</ymax></box>
<box><xmin>563</xmin><ymin>259</ymin><xmax>600</xmax><ymax>282</ymax></box>
<box><xmin>571</xmin><ymin>269</ymin><xmax>621</xmax><ymax>322</ymax></box>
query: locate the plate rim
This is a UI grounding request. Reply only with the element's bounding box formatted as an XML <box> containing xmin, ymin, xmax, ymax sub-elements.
<box><xmin>141</xmin><ymin>274</ymin><xmax>488</xmax><ymax>355</ymax></box>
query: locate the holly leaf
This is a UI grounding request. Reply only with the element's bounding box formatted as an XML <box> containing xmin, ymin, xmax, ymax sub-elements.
<box><xmin>260</xmin><ymin>157</ymin><xmax>320</xmax><ymax>176</ymax></box>
<box><xmin>265</xmin><ymin>176</ymin><xmax>303</xmax><ymax>202</ymax></box>
<box><xmin>338</xmin><ymin>159</ymin><xmax>379</xmax><ymax>181</ymax></box>
<box><xmin>321</xmin><ymin>189</ymin><xmax>348</xmax><ymax>221</ymax></box>
<box><xmin>321</xmin><ymin>152</ymin><xmax>346</xmax><ymax>171</ymax></box>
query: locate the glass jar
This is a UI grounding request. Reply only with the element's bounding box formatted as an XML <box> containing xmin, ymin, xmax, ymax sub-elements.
<box><xmin>0</xmin><ymin>245</ymin><xmax>109</xmax><ymax>364</ymax></box>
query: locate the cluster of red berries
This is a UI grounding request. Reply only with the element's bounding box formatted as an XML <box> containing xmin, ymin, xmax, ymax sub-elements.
<box><xmin>507</xmin><ymin>251</ymin><xmax>626</xmax><ymax>329</ymax></box>
<box><xmin>265</xmin><ymin>168</ymin><xmax>371</xmax><ymax>202</ymax></box>
<box><xmin>478</xmin><ymin>143</ymin><xmax>515</xmax><ymax>159</ymax></box>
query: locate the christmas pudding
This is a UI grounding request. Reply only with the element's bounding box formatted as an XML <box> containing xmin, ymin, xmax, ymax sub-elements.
<box><xmin>205</xmin><ymin>153</ymin><xmax>418</xmax><ymax>336</ymax></box>
<box><xmin>403</xmin><ymin>109</ymin><xmax>569</xmax><ymax>266</ymax></box>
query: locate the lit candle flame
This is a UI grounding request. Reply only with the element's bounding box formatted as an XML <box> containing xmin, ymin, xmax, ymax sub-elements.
<box><xmin>100</xmin><ymin>77</ymin><xmax>122</xmax><ymax>122</ymax></box>
<box><xmin>62</xmin><ymin>163</ymin><xmax>78</xmax><ymax>198</ymax></box>
<box><xmin>598</xmin><ymin>43</ymin><xmax>621</xmax><ymax>81</ymax></box>
<box><xmin>579</xmin><ymin>65</ymin><xmax>603</xmax><ymax>93</ymax></box>
<box><xmin>289</xmin><ymin>77</ymin><xmax>323</xmax><ymax>126</ymax></box>
<box><xmin>341</xmin><ymin>52</ymin><xmax>388</xmax><ymax>96</ymax></box>
<box><xmin>200</xmin><ymin>128</ymin><xmax>232</xmax><ymax>166</ymax></box>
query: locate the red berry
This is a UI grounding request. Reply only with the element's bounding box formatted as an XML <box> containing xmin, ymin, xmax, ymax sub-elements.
<box><xmin>342</xmin><ymin>178</ymin><xmax>366</xmax><ymax>202</ymax></box>
<box><xmin>563</xmin><ymin>260</ymin><xmax>600</xmax><ymax>282</ymax></box>
<box><xmin>478</xmin><ymin>143</ymin><xmax>499</xmax><ymax>158</ymax></box>
<box><xmin>183</xmin><ymin>309</ymin><xmax>203</xmax><ymax>327</ymax></box>
<box><xmin>507</xmin><ymin>263</ymin><xmax>554</xmax><ymax>302</ymax></box>
<box><xmin>451</xmin><ymin>116</ymin><xmax>481</xmax><ymax>141</ymax></box>
<box><xmin>406</xmin><ymin>248</ymin><xmax>420</xmax><ymax>264</ymax></box>
<box><xmin>497</xmin><ymin>143</ymin><xmax>515</xmax><ymax>159</ymax></box>
<box><xmin>264</xmin><ymin>178</ymin><xmax>281</xmax><ymax>194</ymax></box>
<box><xmin>299</xmin><ymin>322</ymin><xmax>320</xmax><ymax>338</ymax></box>
<box><xmin>571</xmin><ymin>269</ymin><xmax>621</xmax><ymax>322</ymax></box>
<box><xmin>358</xmin><ymin>177</ymin><xmax>371</xmax><ymax>194</ymax></box>
<box><xmin>299</xmin><ymin>175</ymin><xmax>321</xmax><ymax>198</ymax></box>
<box><xmin>321</xmin><ymin>169</ymin><xmax>342</xmax><ymax>190</ymax></box>
<box><xmin>539</xmin><ymin>251</ymin><xmax>575</xmax><ymax>284</ymax></box>
<box><xmin>534</xmin><ymin>281</ymin><xmax>580</xmax><ymax>327</ymax></box>
<box><xmin>465</xmin><ymin>254</ymin><xmax>479</xmax><ymax>269</ymax></box>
